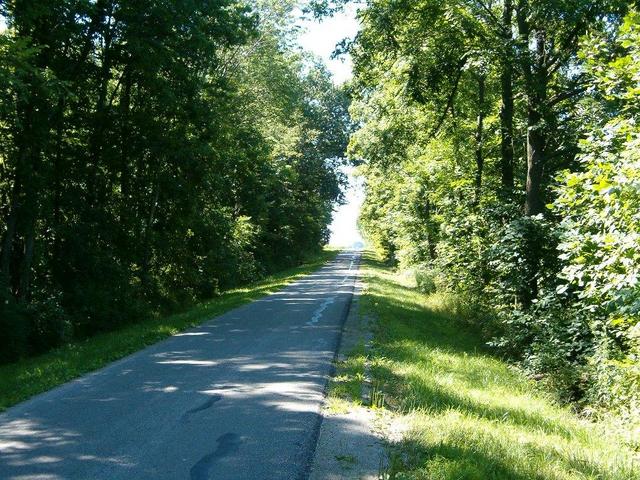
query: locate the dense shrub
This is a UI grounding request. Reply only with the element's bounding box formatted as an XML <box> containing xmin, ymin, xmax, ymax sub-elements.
<box><xmin>27</xmin><ymin>294</ymin><xmax>72</xmax><ymax>354</ymax></box>
<box><xmin>0</xmin><ymin>297</ymin><xmax>30</xmax><ymax>363</ymax></box>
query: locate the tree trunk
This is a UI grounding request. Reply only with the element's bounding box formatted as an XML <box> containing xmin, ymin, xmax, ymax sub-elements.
<box><xmin>2</xmin><ymin>5</ymin><xmax>53</xmax><ymax>303</ymax></box>
<box><xmin>423</xmin><ymin>197</ymin><xmax>437</xmax><ymax>261</ymax></box>
<box><xmin>15</xmin><ymin>121</ymin><xmax>43</xmax><ymax>303</ymax></box>
<box><xmin>0</xmin><ymin>181</ymin><xmax>20</xmax><ymax>295</ymax></box>
<box><xmin>119</xmin><ymin>67</ymin><xmax>132</xmax><ymax>220</ymax></box>
<box><xmin>515</xmin><ymin>3</ymin><xmax>548</xmax><ymax>308</ymax></box>
<box><xmin>524</xmin><ymin>109</ymin><xmax>545</xmax><ymax>216</ymax></box>
<box><xmin>140</xmin><ymin>183</ymin><xmax>160</xmax><ymax>290</ymax></box>
<box><xmin>17</xmin><ymin>223</ymin><xmax>35</xmax><ymax>301</ymax></box>
<box><xmin>474</xmin><ymin>74</ymin><xmax>486</xmax><ymax>205</ymax></box>
<box><xmin>524</xmin><ymin>31</ymin><xmax>548</xmax><ymax>217</ymax></box>
<box><xmin>50</xmin><ymin>95</ymin><xmax>66</xmax><ymax>278</ymax></box>
<box><xmin>500</xmin><ymin>0</ymin><xmax>515</xmax><ymax>194</ymax></box>
<box><xmin>86</xmin><ymin>4</ymin><xmax>116</xmax><ymax>209</ymax></box>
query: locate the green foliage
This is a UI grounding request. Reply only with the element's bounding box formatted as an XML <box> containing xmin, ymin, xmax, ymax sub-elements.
<box><xmin>0</xmin><ymin>1</ymin><xmax>350</xmax><ymax>362</ymax></box>
<box><xmin>350</xmin><ymin>0</ymin><xmax>639</xmax><ymax>443</ymax></box>
<box><xmin>0</xmin><ymin>296</ymin><xmax>30</xmax><ymax>363</ymax></box>
<box><xmin>26</xmin><ymin>293</ymin><xmax>72</xmax><ymax>354</ymax></box>
<box><xmin>547</xmin><ymin>10</ymin><xmax>640</xmax><ymax>422</ymax></box>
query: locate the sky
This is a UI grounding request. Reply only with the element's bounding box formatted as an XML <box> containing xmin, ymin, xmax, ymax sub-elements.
<box><xmin>296</xmin><ymin>5</ymin><xmax>364</xmax><ymax>248</ymax></box>
<box><xmin>330</xmin><ymin>166</ymin><xmax>365</xmax><ymax>248</ymax></box>
<box><xmin>297</xmin><ymin>4</ymin><xmax>359</xmax><ymax>85</ymax></box>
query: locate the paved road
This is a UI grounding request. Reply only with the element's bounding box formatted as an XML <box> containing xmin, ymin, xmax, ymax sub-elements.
<box><xmin>0</xmin><ymin>251</ymin><xmax>360</xmax><ymax>480</ymax></box>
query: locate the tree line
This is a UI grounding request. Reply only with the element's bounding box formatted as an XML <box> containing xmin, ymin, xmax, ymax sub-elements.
<box><xmin>335</xmin><ymin>0</ymin><xmax>639</xmax><ymax>442</ymax></box>
<box><xmin>0</xmin><ymin>0</ymin><xmax>350</xmax><ymax>362</ymax></box>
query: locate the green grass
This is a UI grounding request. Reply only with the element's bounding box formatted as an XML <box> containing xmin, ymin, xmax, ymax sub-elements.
<box><xmin>326</xmin><ymin>341</ymin><xmax>367</xmax><ymax>413</ymax></box>
<box><xmin>0</xmin><ymin>248</ymin><xmax>339</xmax><ymax>412</ymax></box>
<box><xmin>359</xmin><ymin>251</ymin><xmax>640</xmax><ymax>480</ymax></box>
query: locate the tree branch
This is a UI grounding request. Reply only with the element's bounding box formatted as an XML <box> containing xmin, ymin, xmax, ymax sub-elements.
<box><xmin>548</xmin><ymin>84</ymin><xmax>588</xmax><ymax>107</ymax></box>
<box><xmin>470</xmin><ymin>0</ymin><xmax>505</xmax><ymax>33</ymax></box>
<box><xmin>427</xmin><ymin>56</ymin><xmax>468</xmax><ymax>139</ymax></box>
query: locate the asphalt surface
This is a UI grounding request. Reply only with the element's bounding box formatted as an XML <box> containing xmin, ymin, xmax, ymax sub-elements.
<box><xmin>0</xmin><ymin>251</ymin><xmax>360</xmax><ymax>480</ymax></box>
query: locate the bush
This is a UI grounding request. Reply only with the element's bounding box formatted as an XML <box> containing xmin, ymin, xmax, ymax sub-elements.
<box><xmin>586</xmin><ymin>340</ymin><xmax>640</xmax><ymax>449</ymax></box>
<box><xmin>523</xmin><ymin>303</ymin><xmax>593</xmax><ymax>401</ymax></box>
<box><xmin>0</xmin><ymin>296</ymin><xmax>30</xmax><ymax>363</ymax></box>
<box><xmin>414</xmin><ymin>263</ymin><xmax>437</xmax><ymax>294</ymax></box>
<box><xmin>27</xmin><ymin>294</ymin><xmax>72</xmax><ymax>354</ymax></box>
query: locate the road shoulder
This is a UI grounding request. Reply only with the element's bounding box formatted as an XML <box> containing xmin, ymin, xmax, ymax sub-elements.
<box><xmin>309</xmin><ymin>264</ymin><xmax>390</xmax><ymax>480</ymax></box>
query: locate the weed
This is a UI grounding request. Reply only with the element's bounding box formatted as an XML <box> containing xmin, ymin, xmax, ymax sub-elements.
<box><xmin>336</xmin><ymin>454</ymin><xmax>358</xmax><ymax>466</ymax></box>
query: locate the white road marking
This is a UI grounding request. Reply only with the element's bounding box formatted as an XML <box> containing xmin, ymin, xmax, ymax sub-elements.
<box><xmin>341</xmin><ymin>256</ymin><xmax>357</xmax><ymax>285</ymax></box>
<box><xmin>306</xmin><ymin>296</ymin><xmax>336</xmax><ymax>325</ymax></box>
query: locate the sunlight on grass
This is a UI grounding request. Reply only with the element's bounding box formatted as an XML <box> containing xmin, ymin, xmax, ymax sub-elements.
<box><xmin>0</xmin><ymin>249</ymin><xmax>339</xmax><ymax>412</ymax></box>
<box><xmin>327</xmin><ymin>341</ymin><xmax>367</xmax><ymax>413</ymax></box>
<box><xmin>360</xmin><ymin>251</ymin><xmax>639</xmax><ymax>480</ymax></box>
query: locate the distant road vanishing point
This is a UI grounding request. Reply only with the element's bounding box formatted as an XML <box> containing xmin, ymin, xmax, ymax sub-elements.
<box><xmin>0</xmin><ymin>251</ymin><xmax>360</xmax><ymax>480</ymax></box>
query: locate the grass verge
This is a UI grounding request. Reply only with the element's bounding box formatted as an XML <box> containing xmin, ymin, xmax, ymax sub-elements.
<box><xmin>359</xmin><ymin>250</ymin><xmax>639</xmax><ymax>480</ymax></box>
<box><xmin>0</xmin><ymin>248</ymin><xmax>339</xmax><ymax>412</ymax></box>
<box><xmin>326</xmin><ymin>340</ymin><xmax>367</xmax><ymax>413</ymax></box>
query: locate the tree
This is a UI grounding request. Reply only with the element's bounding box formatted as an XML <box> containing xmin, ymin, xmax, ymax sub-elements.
<box><xmin>0</xmin><ymin>0</ymin><xmax>350</xmax><ymax>361</ymax></box>
<box><xmin>553</xmin><ymin>9</ymin><xmax>640</xmax><ymax>417</ymax></box>
<box><xmin>348</xmin><ymin>0</ymin><xmax>638</xmax><ymax>423</ymax></box>
<box><xmin>514</xmin><ymin>0</ymin><xmax>627</xmax><ymax>215</ymax></box>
